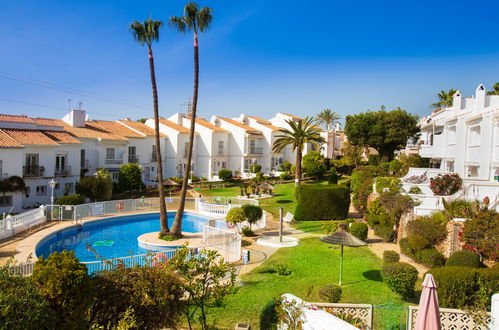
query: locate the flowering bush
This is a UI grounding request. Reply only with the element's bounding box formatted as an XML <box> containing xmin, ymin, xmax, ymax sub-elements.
<box><xmin>429</xmin><ymin>173</ymin><xmax>462</xmax><ymax>196</ymax></box>
<box><xmin>461</xmin><ymin>210</ymin><xmax>499</xmax><ymax>261</ymax></box>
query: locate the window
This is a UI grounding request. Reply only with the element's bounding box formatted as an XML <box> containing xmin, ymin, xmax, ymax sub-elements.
<box><xmin>447</xmin><ymin>126</ymin><xmax>456</xmax><ymax>145</ymax></box>
<box><xmin>467</xmin><ymin>165</ymin><xmax>479</xmax><ymax>178</ymax></box>
<box><xmin>112</xmin><ymin>173</ymin><xmax>119</xmax><ymax>181</ymax></box>
<box><xmin>25</xmin><ymin>154</ymin><xmax>39</xmax><ymax>166</ymax></box>
<box><xmin>64</xmin><ymin>183</ymin><xmax>73</xmax><ymax>194</ymax></box>
<box><xmin>222</xmin><ymin>161</ymin><xmax>226</xmax><ymax>168</ymax></box>
<box><xmin>25</xmin><ymin>187</ymin><xmax>30</xmax><ymax>198</ymax></box>
<box><xmin>55</xmin><ymin>154</ymin><xmax>67</xmax><ymax>171</ymax></box>
<box><xmin>151</xmin><ymin>145</ymin><xmax>157</xmax><ymax>161</ymax></box>
<box><xmin>80</xmin><ymin>149</ymin><xmax>86</xmax><ymax>168</ymax></box>
<box><xmin>184</xmin><ymin>142</ymin><xmax>189</xmax><ymax>157</ymax></box>
<box><xmin>446</xmin><ymin>161</ymin><xmax>454</xmax><ymax>172</ymax></box>
<box><xmin>468</xmin><ymin>126</ymin><xmax>481</xmax><ymax>146</ymax></box>
<box><xmin>36</xmin><ymin>185</ymin><xmax>47</xmax><ymax>196</ymax></box>
<box><xmin>55</xmin><ymin>183</ymin><xmax>60</xmax><ymax>190</ymax></box>
<box><xmin>128</xmin><ymin>146</ymin><xmax>137</xmax><ymax>163</ymax></box>
<box><xmin>218</xmin><ymin>141</ymin><xmax>224</xmax><ymax>155</ymax></box>
<box><xmin>0</xmin><ymin>195</ymin><xmax>12</xmax><ymax>207</ymax></box>
<box><xmin>106</xmin><ymin>148</ymin><xmax>115</xmax><ymax>159</ymax></box>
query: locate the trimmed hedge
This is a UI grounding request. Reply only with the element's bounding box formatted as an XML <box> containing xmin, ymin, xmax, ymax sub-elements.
<box><xmin>414</xmin><ymin>249</ymin><xmax>446</xmax><ymax>268</ymax></box>
<box><xmin>318</xmin><ymin>284</ymin><xmax>342</xmax><ymax>303</ymax></box>
<box><xmin>349</xmin><ymin>222</ymin><xmax>368</xmax><ymax>241</ymax></box>
<box><xmin>408</xmin><ymin>235</ymin><xmax>430</xmax><ymax>253</ymax></box>
<box><xmin>382</xmin><ymin>262</ymin><xmax>418</xmax><ymax>298</ymax></box>
<box><xmin>427</xmin><ymin>266</ymin><xmax>499</xmax><ymax>309</ymax></box>
<box><xmin>294</xmin><ymin>184</ymin><xmax>350</xmax><ymax>220</ymax></box>
<box><xmin>446</xmin><ymin>250</ymin><xmax>481</xmax><ymax>268</ymax></box>
<box><xmin>55</xmin><ymin>194</ymin><xmax>84</xmax><ymax>205</ymax></box>
<box><xmin>407</xmin><ymin>218</ymin><xmax>447</xmax><ymax>246</ymax></box>
<box><xmin>383</xmin><ymin>250</ymin><xmax>400</xmax><ymax>264</ymax></box>
<box><xmin>399</xmin><ymin>237</ymin><xmax>412</xmax><ymax>257</ymax></box>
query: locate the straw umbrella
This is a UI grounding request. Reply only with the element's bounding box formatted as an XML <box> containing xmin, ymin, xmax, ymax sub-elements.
<box><xmin>163</xmin><ymin>179</ymin><xmax>179</xmax><ymax>197</ymax></box>
<box><xmin>414</xmin><ymin>274</ymin><xmax>441</xmax><ymax>330</ymax></box>
<box><xmin>320</xmin><ymin>224</ymin><xmax>366</xmax><ymax>286</ymax></box>
<box><xmin>257</xmin><ymin>182</ymin><xmax>275</xmax><ymax>194</ymax></box>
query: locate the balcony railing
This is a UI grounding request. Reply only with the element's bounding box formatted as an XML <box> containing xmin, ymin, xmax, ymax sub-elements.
<box><xmin>248</xmin><ymin>147</ymin><xmax>263</xmax><ymax>155</ymax></box>
<box><xmin>128</xmin><ymin>155</ymin><xmax>139</xmax><ymax>163</ymax></box>
<box><xmin>104</xmin><ymin>159</ymin><xmax>123</xmax><ymax>165</ymax></box>
<box><xmin>23</xmin><ymin>166</ymin><xmax>45</xmax><ymax>177</ymax></box>
<box><xmin>55</xmin><ymin>166</ymin><xmax>72</xmax><ymax>177</ymax></box>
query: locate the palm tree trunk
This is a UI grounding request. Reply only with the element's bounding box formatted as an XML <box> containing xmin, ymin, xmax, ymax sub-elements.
<box><xmin>148</xmin><ymin>46</ymin><xmax>169</xmax><ymax>235</ymax></box>
<box><xmin>295</xmin><ymin>145</ymin><xmax>302</xmax><ymax>187</ymax></box>
<box><xmin>171</xmin><ymin>33</ymin><xmax>199</xmax><ymax>237</ymax></box>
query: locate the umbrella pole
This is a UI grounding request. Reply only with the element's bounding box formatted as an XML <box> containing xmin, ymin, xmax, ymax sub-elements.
<box><xmin>339</xmin><ymin>245</ymin><xmax>343</xmax><ymax>286</ymax></box>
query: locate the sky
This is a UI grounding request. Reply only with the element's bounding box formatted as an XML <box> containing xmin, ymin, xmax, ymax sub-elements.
<box><xmin>1</xmin><ymin>0</ymin><xmax>499</xmax><ymax>124</ymax></box>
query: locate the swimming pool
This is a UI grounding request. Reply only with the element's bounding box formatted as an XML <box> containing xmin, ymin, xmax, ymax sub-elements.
<box><xmin>36</xmin><ymin>212</ymin><xmax>213</xmax><ymax>262</ymax></box>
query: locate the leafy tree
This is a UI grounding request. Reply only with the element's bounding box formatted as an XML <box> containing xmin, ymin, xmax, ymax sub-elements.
<box><xmin>302</xmin><ymin>151</ymin><xmax>326</xmax><ymax>179</ymax></box>
<box><xmin>32</xmin><ymin>251</ymin><xmax>94</xmax><ymax>329</ymax></box>
<box><xmin>170</xmin><ymin>2</ymin><xmax>213</xmax><ymax>238</ymax></box>
<box><xmin>340</xmin><ymin>141</ymin><xmax>364</xmax><ymax>167</ymax></box>
<box><xmin>169</xmin><ymin>247</ymin><xmax>237</xmax><ymax>330</ymax></box>
<box><xmin>273</xmin><ymin>117</ymin><xmax>325</xmax><ymax>186</ymax></box>
<box><xmin>76</xmin><ymin>169</ymin><xmax>112</xmax><ymax>201</ymax></box>
<box><xmin>249</xmin><ymin>163</ymin><xmax>262</xmax><ymax>173</ymax></box>
<box><xmin>129</xmin><ymin>17</ymin><xmax>169</xmax><ymax>235</ymax></box>
<box><xmin>241</xmin><ymin>204</ymin><xmax>263</xmax><ymax>230</ymax></box>
<box><xmin>136</xmin><ymin>118</ymin><xmax>147</xmax><ymax>123</ymax></box>
<box><xmin>315</xmin><ymin>108</ymin><xmax>341</xmax><ymax>130</ymax></box>
<box><xmin>430</xmin><ymin>89</ymin><xmax>457</xmax><ymax>109</ymax></box>
<box><xmin>118</xmin><ymin>163</ymin><xmax>143</xmax><ymax>192</ymax></box>
<box><xmin>461</xmin><ymin>210</ymin><xmax>499</xmax><ymax>261</ymax></box>
<box><xmin>344</xmin><ymin>108</ymin><xmax>420</xmax><ymax>161</ymax></box>
<box><xmin>486</xmin><ymin>82</ymin><xmax>499</xmax><ymax>95</ymax></box>
<box><xmin>226</xmin><ymin>207</ymin><xmax>245</xmax><ymax>225</ymax></box>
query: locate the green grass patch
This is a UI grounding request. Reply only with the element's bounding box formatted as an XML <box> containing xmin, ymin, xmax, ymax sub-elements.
<box><xmin>205</xmin><ymin>237</ymin><xmax>414</xmax><ymax>328</ymax></box>
<box><xmin>290</xmin><ymin>220</ymin><xmax>333</xmax><ymax>234</ymax></box>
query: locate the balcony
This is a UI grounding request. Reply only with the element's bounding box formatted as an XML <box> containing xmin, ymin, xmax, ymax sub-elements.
<box><xmin>55</xmin><ymin>166</ymin><xmax>72</xmax><ymax>177</ymax></box>
<box><xmin>23</xmin><ymin>165</ymin><xmax>45</xmax><ymax>178</ymax></box>
<box><xmin>104</xmin><ymin>159</ymin><xmax>123</xmax><ymax>165</ymax></box>
<box><xmin>128</xmin><ymin>155</ymin><xmax>139</xmax><ymax>163</ymax></box>
<box><xmin>248</xmin><ymin>147</ymin><xmax>263</xmax><ymax>155</ymax></box>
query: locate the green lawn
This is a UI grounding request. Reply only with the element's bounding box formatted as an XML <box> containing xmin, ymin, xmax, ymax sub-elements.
<box><xmin>206</xmin><ymin>237</ymin><xmax>414</xmax><ymax>328</ymax></box>
<box><xmin>290</xmin><ymin>220</ymin><xmax>332</xmax><ymax>234</ymax></box>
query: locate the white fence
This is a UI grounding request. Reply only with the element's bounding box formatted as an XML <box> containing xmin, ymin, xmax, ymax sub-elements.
<box><xmin>408</xmin><ymin>306</ymin><xmax>491</xmax><ymax>330</ymax></box>
<box><xmin>0</xmin><ymin>207</ymin><xmax>46</xmax><ymax>240</ymax></box>
<box><xmin>203</xmin><ymin>225</ymin><xmax>241</xmax><ymax>263</ymax></box>
<box><xmin>197</xmin><ymin>196</ymin><xmax>259</xmax><ymax>217</ymax></box>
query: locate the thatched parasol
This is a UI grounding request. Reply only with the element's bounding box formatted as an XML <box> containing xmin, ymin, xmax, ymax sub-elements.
<box><xmin>320</xmin><ymin>223</ymin><xmax>367</xmax><ymax>286</ymax></box>
<box><xmin>257</xmin><ymin>182</ymin><xmax>275</xmax><ymax>191</ymax></box>
<box><xmin>163</xmin><ymin>179</ymin><xmax>180</xmax><ymax>186</ymax></box>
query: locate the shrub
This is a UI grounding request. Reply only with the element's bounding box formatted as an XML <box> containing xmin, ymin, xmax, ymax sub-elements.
<box><xmin>328</xmin><ymin>169</ymin><xmax>340</xmax><ymax>184</ymax></box>
<box><xmin>302</xmin><ymin>151</ymin><xmax>327</xmax><ymax>179</ymax></box>
<box><xmin>383</xmin><ymin>250</ymin><xmax>400</xmax><ymax>264</ymax></box>
<box><xmin>259</xmin><ymin>300</ymin><xmax>278</xmax><ymax>330</ymax></box>
<box><xmin>0</xmin><ymin>268</ymin><xmax>56</xmax><ymax>330</ymax></box>
<box><xmin>32</xmin><ymin>251</ymin><xmax>94</xmax><ymax>329</ymax></box>
<box><xmin>475</xmin><ymin>268</ymin><xmax>499</xmax><ymax>308</ymax></box>
<box><xmin>408</xmin><ymin>235</ymin><xmax>430</xmax><ymax>252</ymax></box>
<box><xmin>76</xmin><ymin>170</ymin><xmax>113</xmax><ymax>201</ymax></box>
<box><xmin>407</xmin><ymin>218</ymin><xmax>447</xmax><ymax>246</ymax></box>
<box><xmin>90</xmin><ymin>263</ymin><xmax>185</xmax><ymax>329</ymax></box>
<box><xmin>55</xmin><ymin>194</ymin><xmax>84</xmax><ymax>205</ymax></box>
<box><xmin>241</xmin><ymin>204</ymin><xmax>263</xmax><ymax>229</ymax></box>
<box><xmin>322</xmin><ymin>221</ymin><xmax>339</xmax><ymax>234</ymax></box>
<box><xmin>388</xmin><ymin>159</ymin><xmax>404</xmax><ymax>176</ymax></box>
<box><xmin>382</xmin><ymin>262</ymin><xmax>418</xmax><ymax>298</ymax></box>
<box><xmin>280</xmin><ymin>171</ymin><xmax>291</xmax><ymax>180</ymax></box>
<box><xmin>249</xmin><ymin>164</ymin><xmax>262</xmax><ymax>173</ymax></box>
<box><xmin>274</xmin><ymin>263</ymin><xmax>291</xmax><ymax>276</ymax></box>
<box><xmin>368</xmin><ymin>154</ymin><xmax>380</xmax><ymax>166</ymax></box>
<box><xmin>446</xmin><ymin>250</ymin><xmax>481</xmax><ymax>268</ymax></box>
<box><xmin>461</xmin><ymin>210</ymin><xmax>499</xmax><ymax>261</ymax></box>
<box><xmin>374</xmin><ymin>225</ymin><xmax>395</xmax><ymax>242</ymax></box>
<box><xmin>375</xmin><ymin>177</ymin><xmax>401</xmax><ymax>194</ymax></box>
<box><xmin>429</xmin><ymin>173</ymin><xmax>462</xmax><ymax>196</ymax></box>
<box><xmin>118</xmin><ymin>163</ymin><xmax>143</xmax><ymax>192</ymax></box>
<box><xmin>349</xmin><ymin>222</ymin><xmax>368</xmax><ymax>241</ymax></box>
<box><xmin>226</xmin><ymin>207</ymin><xmax>246</xmax><ymax>225</ymax></box>
<box><xmin>415</xmin><ymin>249</ymin><xmax>446</xmax><ymax>268</ymax></box>
<box><xmin>318</xmin><ymin>284</ymin><xmax>342</xmax><ymax>303</ymax></box>
<box><xmin>278</xmin><ymin>160</ymin><xmax>292</xmax><ymax>172</ymax></box>
<box><xmin>399</xmin><ymin>237</ymin><xmax>412</xmax><ymax>256</ymax></box>
<box><xmin>294</xmin><ymin>184</ymin><xmax>350</xmax><ymax>220</ymax></box>
<box><xmin>241</xmin><ymin>226</ymin><xmax>255</xmax><ymax>237</ymax></box>
<box><xmin>427</xmin><ymin>267</ymin><xmax>478</xmax><ymax>308</ymax></box>
<box><xmin>408</xmin><ymin>186</ymin><xmax>422</xmax><ymax>194</ymax></box>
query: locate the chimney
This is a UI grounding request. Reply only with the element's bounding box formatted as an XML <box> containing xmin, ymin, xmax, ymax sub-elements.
<box><xmin>475</xmin><ymin>84</ymin><xmax>486</xmax><ymax>112</ymax></box>
<box><xmin>62</xmin><ymin>109</ymin><xmax>86</xmax><ymax>127</ymax></box>
<box><xmin>452</xmin><ymin>90</ymin><xmax>463</xmax><ymax>111</ymax></box>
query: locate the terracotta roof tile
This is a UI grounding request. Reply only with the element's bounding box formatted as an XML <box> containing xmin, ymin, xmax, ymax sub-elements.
<box><xmin>41</xmin><ymin>130</ymin><xmax>82</xmax><ymax>144</ymax></box>
<box><xmin>159</xmin><ymin>119</ymin><xmax>190</xmax><ymax>133</ymax></box>
<box><xmin>118</xmin><ymin>120</ymin><xmax>167</xmax><ymax>137</ymax></box>
<box><xmin>89</xmin><ymin>120</ymin><xmax>144</xmax><ymax>138</ymax></box>
<box><xmin>280</xmin><ymin>112</ymin><xmax>303</xmax><ymax>120</ymax></box>
<box><xmin>0</xmin><ymin>129</ymin><xmax>23</xmax><ymax>147</ymax></box>
<box><xmin>246</xmin><ymin>115</ymin><xmax>280</xmax><ymax>131</ymax></box>
<box><xmin>33</xmin><ymin>117</ymin><xmax>64</xmax><ymax>128</ymax></box>
<box><xmin>0</xmin><ymin>114</ymin><xmax>36</xmax><ymax>124</ymax></box>
<box><xmin>2</xmin><ymin>129</ymin><xmax>59</xmax><ymax>146</ymax></box>
<box><xmin>218</xmin><ymin>117</ymin><xmax>262</xmax><ymax>134</ymax></box>
<box><xmin>64</xmin><ymin>122</ymin><xmax>127</xmax><ymax>140</ymax></box>
<box><xmin>195</xmin><ymin>118</ymin><xmax>228</xmax><ymax>132</ymax></box>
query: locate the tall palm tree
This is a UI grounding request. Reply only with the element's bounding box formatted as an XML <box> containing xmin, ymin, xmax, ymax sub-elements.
<box><xmin>169</xmin><ymin>2</ymin><xmax>213</xmax><ymax>237</ymax></box>
<box><xmin>430</xmin><ymin>89</ymin><xmax>457</xmax><ymax>109</ymax></box>
<box><xmin>316</xmin><ymin>109</ymin><xmax>341</xmax><ymax>131</ymax></box>
<box><xmin>487</xmin><ymin>82</ymin><xmax>499</xmax><ymax>95</ymax></box>
<box><xmin>273</xmin><ymin>117</ymin><xmax>325</xmax><ymax>187</ymax></box>
<box><xmin>129</xmin><ymin>18</ymin><xmax>169</xmax><ymax>235</ymax></box>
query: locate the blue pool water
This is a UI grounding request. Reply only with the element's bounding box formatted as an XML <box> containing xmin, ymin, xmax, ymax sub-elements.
<box><xmin>36</xmin><ymin>212</ymin><xmax>210</xmax><ymax>262</ymax></box>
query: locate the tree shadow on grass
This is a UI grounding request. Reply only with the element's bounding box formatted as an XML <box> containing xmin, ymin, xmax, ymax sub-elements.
<box><xmin>363</xmin><ymin>269</ymin><xmax>383</xmax><ymax>282</ymax></box>
<box><xmin>276</xmin><ymin>199</ymin><xmax>293</xmax><ymax>204</ymax></box>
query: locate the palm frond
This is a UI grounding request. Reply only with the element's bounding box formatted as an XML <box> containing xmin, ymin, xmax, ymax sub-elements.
<box><xmin>129</xmin><ymin>18</ymin><xmax>162</xmax><ymax>47</ymax></box>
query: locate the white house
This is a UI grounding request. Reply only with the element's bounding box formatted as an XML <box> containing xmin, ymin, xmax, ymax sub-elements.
<box><xmin>169</xmin><ymin>113</ymin><xmax>230</xmax><ymax>179</ymax></box>
<box><xmin>403</xmin><ymin>84</ymin><xmax>499</xmax><ymax>214</ymax></box>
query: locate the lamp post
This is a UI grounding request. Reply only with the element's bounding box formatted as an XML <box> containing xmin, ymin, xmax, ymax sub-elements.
<box><xmin>49</xmin><ymin>179</ymin><xmax>57</xmax><ymax>205</ymax></box>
